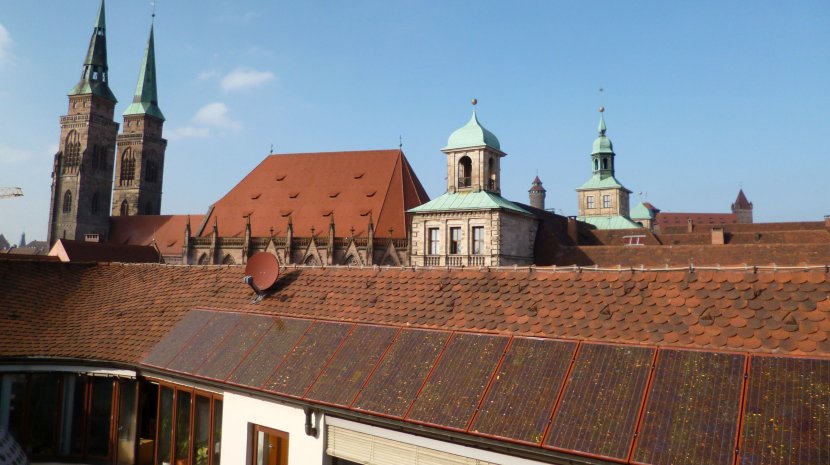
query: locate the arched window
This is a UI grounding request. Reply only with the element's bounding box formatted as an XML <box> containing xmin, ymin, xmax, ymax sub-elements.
<box><xmin>222</xmin><ymin>254</ymin><xmax>236</xmax><ymax>265</ymax></box>
<box><xmin>120</xmin><ymin>200</ymin><xmax>129</xmax><ymax>216</ymax></box>
<box><xmin>344</xmin><ymin>254</ymin><xmax>360</xmax><ymax>267</ymax></box>
<box><xmin>458</xmin><ymin>156</ymin><xmax>472</xmax><ymax>188</ymax></box>
<box><xmin>198</xmin><ymin>253</ymin><xmax>209</xmax><ymax>265</ymax></box>
<box><xmin>145</xmin><ymin>157</ymin><xmax>158</xmax><ymax>183</ymax></box>
<box><xmin>488</xmin><ymin>157</ymin><xmax>496</xmax><ymax>190</ymax></box>
<box><xmin>91</xmin><ymin>192</ymin><xmax>99</xmax><ymax>214</ymax></box>
<box><xmin>602</xmin><ymin>157</ymin><xmax>609</xmax><ymax>170</ymax></box>
<box><xmin>120</xmin><ymin>148</ymin><xmax>135</xmax><ymax>185</ymax></box>
<box><xmin>304</xmin><ymin>255</ymin><xmax>318</xmax><ymax>266</ymax></box>
<box><xmin>63</xmin><ymin>131</ymin><xmax>81</xmax><ymax>173</ymax></box>
<box><xmin>62</xmin><ymin>190</ymin><xmax>72</xmax><ymax>213</ymax></box>
<box><xmin>594</xmin><ymin>159</ymin><xmax>599</xmax><ymax>171</ymax></box>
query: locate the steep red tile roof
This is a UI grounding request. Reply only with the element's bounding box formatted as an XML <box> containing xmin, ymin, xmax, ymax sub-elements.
<box><xmin>734</xmin><ymin>188</ymin><xmax>752</xmax><ymax>209</ymax></box>
<box><xmin>198</xmin><ymin>150</ymin><xmax>428</xmax><ymax>239</ymax></box>
<box><xmin>109</xmin><ymin>214</ymin><xmax>202</xmax><ymax>256</ymax></box>
<box><xmin>49</xmin><ymin>239</ymin><xmax>161</xmax><ymax>263</ymax></box>
<box><xmin>1</xmin><ymin>261</ymin><xmax>829</xmax><ymax>365</ymax></box>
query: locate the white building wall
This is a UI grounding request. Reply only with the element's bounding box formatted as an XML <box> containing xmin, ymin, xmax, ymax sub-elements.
<box><xmin>221</xmin><ymin>391</ymin><xmax>328</xmax><ymax>465</ymax></box>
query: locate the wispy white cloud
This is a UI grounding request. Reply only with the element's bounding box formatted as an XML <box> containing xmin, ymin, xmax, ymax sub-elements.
<box><xmin>220</xmin><ymin>67</ymin><xmax>275</xmax><ymax>92</ymax></box>
<box><xmin>194</xmin><ymin>102</ymin><xmax>242</xmax><ymax>130</ymax></box>
<box><xmin>0</xmin><ymin>144</ymin><xmax>31</xmax><ymax>164</ymax></box>
<box><xmin>0</xmin><ymin>24</ymin><xmax>13</xmax><ymax>65</ymax></box>
<box><xmin>197</xmin><ymin>69</ymin><xmax>220</xmax><ymax>81</ymax></box>
<box><xmin>167</xmin><ymin>126</ymin><xmax>210</xmax><ymax>141</ymax></box>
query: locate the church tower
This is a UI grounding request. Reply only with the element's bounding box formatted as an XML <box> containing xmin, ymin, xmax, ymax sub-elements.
<box><xmin>442</xmin><ymin>100</ymin><xmax>505</xmax><ymax>194</ymax></box>
<box><xmin>731</xmin><ymin>189</ymin><xmax>753</xmax><ymax>223</ymax></box>
<box><xmin>48</xmin><ymin>0</ymin><xmax>119</xmax><ymax>247</ymax></box>
<box><xmin>112</xmin><ymin>24</ymin><xmax>166</xmax><ymax>216</ymax></box>
<box><xmin>575</xmin><ymin>108</ymin><xmax>640</xmax><ymax>229</ymax></box>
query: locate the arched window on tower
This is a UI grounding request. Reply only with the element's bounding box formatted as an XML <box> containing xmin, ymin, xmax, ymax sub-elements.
<box><xmin>488</xmin><ymin>157</ymin><xmax>496</xmax><ymax>190</ymax></box>
<box><xmin>120</xmin><ymin>148</ymin><xmax>135</xmax><ymax>185</ymax></box>
<box><xmin>62</xmin><ymin>190</ymin><xmax>72</xmax><ymax>213</ymax></box>
<box><xmin>458</xmin><ymin>156</ymin><xmax>472</xmax><ymax>188</ymax></box>
<box><xmin>120</xmin><ymin>200</ymin><xmax>129</xmax><ymax>216</ymax></box>
<box><xmin>594</xmin><ymin>159</ymin><xmax>599</xmax><ymax>171</ymax></box>
<box><xmin>602</xmin><ymin>158</ymin><xmax>609</xmax><ymax>170</ymax></box>
<box><xmin>63</xmin><ymin>131</ymin><xmax>81</xmax><ymax>174</ymax></box>
<box><xmin>91</xmin><ymin>192</ymin><xmax>100</xmax><ymax>214</ymax></box>
<box><xmin>145</xmin><ymin>155</ymin><xmax>158</xmax><ymax>183</ymax></box>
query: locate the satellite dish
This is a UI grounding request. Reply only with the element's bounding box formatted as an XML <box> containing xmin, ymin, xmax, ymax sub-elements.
<box><xmin>244</xmin><ymin>252</ymin><xmax>280</xmax><ymax>300</ymax></box>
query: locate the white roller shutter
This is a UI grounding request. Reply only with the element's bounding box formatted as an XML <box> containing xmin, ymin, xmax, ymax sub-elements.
<box><xmin>327</xmin><ymin>425</ymin><xmax>499</xmax><ymax>465</ymax></box>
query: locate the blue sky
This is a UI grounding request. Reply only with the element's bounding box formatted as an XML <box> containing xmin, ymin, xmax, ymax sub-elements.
<box><xmin>0</xmin><ymin>1</ymin><xmax>828</xmax><ymax>243</ymax></box>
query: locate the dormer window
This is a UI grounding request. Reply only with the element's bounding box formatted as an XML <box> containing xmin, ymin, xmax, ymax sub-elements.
<box><xmin>458</xmin><ymin>156</ymin><xmax>472</xmax><ymax>188</ymax></box>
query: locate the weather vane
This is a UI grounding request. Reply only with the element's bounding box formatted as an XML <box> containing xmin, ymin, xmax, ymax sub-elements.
<box><xmin>151</xmin><ymin>0</ymin><xmax>157</xmax><ymax>23</ymax></box>
<box><xmin>599</xmin><ymin>87</ymin><xmax>605</xmax><ymax>112</ymax></box>
<box><xmin>399</xmin><ymin>135</ymin><xmax>402</xmax><ymax>150</ymax></box>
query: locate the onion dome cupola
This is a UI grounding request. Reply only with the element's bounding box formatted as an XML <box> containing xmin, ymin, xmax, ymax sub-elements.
<box><xmin>68</xmin><ymin>0</ymin><xmax>116</xmax><ymax>102</ymax></box>
<box><xmin>591</xmin><ymin>107</ymin><xmax>615</xmax><ymax>178</ymax></box>
<box><xmin>441</xmin><ymin>99</ymin><xmax>506</xmax><ymax>194</ymax></box>
<box><xmin>123</xmin><ymin>25</ymin><xmax>164</xmax><ymax>121</ymax></box>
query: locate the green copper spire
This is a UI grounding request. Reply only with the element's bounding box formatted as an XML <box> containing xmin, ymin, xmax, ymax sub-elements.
<box><xmin>592</xmin><ymin>107</ymin><xmax>613</xmax><ymax>155</ymax></box>
<box><xmin>123</xmin><ymin>25</ymin><xmax>165</xmax><ymax>121</ymax></box>
<box><xmin>69</xmin><ymin>0</ymin><xmax>117</xmax><ymax>102</ymax></box>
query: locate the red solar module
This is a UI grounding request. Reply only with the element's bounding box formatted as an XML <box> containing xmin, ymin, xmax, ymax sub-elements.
<box><xmin>305</xmin><ymin>325</ymin><xmax>399</xmax><ymax>406</ymax></box>
<box><xmin>263</xmin><ymin>322</ymin><xmax>353</xmax><ymax>397</ymax></box>
<box><xmin>143</xmin><ymin>310</ymin><xmax>215</xmax><ymax>368</ymax></box>
<box><xmin>470</xmin><ymin>338</ymin><xmax>577</xmax><ymax>444</ymax></box>
<box><xmin>407</xmin><ymin>333</ymin><xmax>508</xmax><ymax>430</ymax></box>
<box><xmin>545</xmin><ymin>343</ymin><xmax>654</xmax><ymax>460</ymax></box>
<box><xmin>196</xmin><ymin>315</ymin><xmax>275</xmax><ymax>381</ymax></box>
<box><xmin>739</xmin><ymin>356</ymin><xmax>830</xmax><ymax>465</ymax></box>
<box><xmin>353</xmin><ymin>329</ymin><xmax>450</xmax><ymax>418</ymax></box>
<box><xmin>633</xmin><ymin>349</ymin><xmax>745</xmax><ymax>465</ymax></box>
<box><xmin>166</xmin><ymin>312</ymin><xmax>241</xmax><ymax>374</ymax></box>
<box><xmin>226</xmin><ymin>318</ymin><xmax>311</xmax><ymax>388</ymax></box>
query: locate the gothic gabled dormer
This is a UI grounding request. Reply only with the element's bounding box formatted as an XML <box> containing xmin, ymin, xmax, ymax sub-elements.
<box><xmin>112</xmin><ymin>24</ymin><xmax>167</xmax><ymax>216</ymax></box>
<box><xmin>442</xmin><ymin>100</ymin><xmax>506</xmax><ymax>194</ymax></box>
<box><xmin>48</xmin><ymin>0</ymin><xmax>119</xmax><ymax>247</ymax></box>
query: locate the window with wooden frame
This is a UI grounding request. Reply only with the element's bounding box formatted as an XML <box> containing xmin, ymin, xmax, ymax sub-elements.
<box><xmin>250</xmin><ymin>424</ymin><xmax>288</xmax><ymax>465</ymax></box>
<box><xmin>449</xmin><ymin>227</ymin><xmax>461</xmax><ymax>255</ymax></box>
<box><xmin>153</xmin><ymin>381</ymin><xmax>223</xmax><ymax>465</ymax></box>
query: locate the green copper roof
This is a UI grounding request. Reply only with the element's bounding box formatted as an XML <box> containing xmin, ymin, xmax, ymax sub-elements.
<box><xmin>123</xmin><ymin>25</ymin><xmax>165</xmax><ymax>121</ymax></box>
<box><xmin>577</xmin><ymin>215</ymin><xmax>642</xmax><ymax>230</ymax></box>
<box><xmin>630</xmin><ymin>202</ymin><xmax>654</xmax><ymax>220</ymax></box>
<box><xmin>408</xmin><ymin>190</ymin><xmax>530</xmax><ymax>215</ymax></box>
<box><xmin>577</xmin><ymin>173</ymin><xmax>630</xmax><ymax>191</ymax></box>
<box><xmin>443</xmin><ymin>111</ymin><xmax>501</xmax><ymax>151</ymax></box>
<box><xmin>592</xmin><ymin>113</ymin><xmax>613</xmax><ymax>154</ymax></box>
<box><xmin>69</xmin><ymin>0</ymin><xmax>116</xmax><ymax>102</ymax></box>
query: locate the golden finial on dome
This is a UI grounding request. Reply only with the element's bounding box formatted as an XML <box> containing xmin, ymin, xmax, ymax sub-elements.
<box><xmin>599</xmin><ymin>106</ymin><xmax>605</xmax><ymax>113</ymax></box>
<box><xmin>471</xmin><ymin>98</ymin><xmax>478</xmax><ymax>106</ymax></box>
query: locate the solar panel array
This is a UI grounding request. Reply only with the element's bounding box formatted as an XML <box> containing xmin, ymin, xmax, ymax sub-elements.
<box><xmin>144</xmin><ymin>310</ymin><xmax>830</xmax><ymax>465</ymax></box>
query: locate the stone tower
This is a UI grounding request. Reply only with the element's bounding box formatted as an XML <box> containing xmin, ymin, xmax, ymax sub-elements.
<box><xmin>47</xmin><ymin>0</ymin><xmax>119</xmax><ymax>247</ymax></box>
<box><xmin>442</xmin><ymin>101</ymin><xmax>505</xmax><ymax>194</ymax></box>
<box><xmin>528</xmin><ymin>176</ymin><xmax>546</xmax><ymax>210</ymax></box>
<box><xmin>575</xmin><ymin>108</ymin><xmax>640</xmax><ymax>229</ymax></box>
<box><xmin>731</xmin><ymin>189</ymin><xmax>753</xmax><ymax>224</ymax></box>
<box><xmin>112</xmin><ymin>24</ymin><xmax>166</xmax><ymax>216</ymax></box>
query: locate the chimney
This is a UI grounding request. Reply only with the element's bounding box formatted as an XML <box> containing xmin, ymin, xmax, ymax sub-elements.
<box><xmin>825</xmin><ymin>215</ymin><xmax>830</xmax><ymax>228</ymax></box>
<box><xmin>711</xmin><ymin>227</ymin><xmax>724</xmax><ymax>245</ymax></box>
<box><xmin>686</xmin><ymin>218</ymin><xmax>694</xmax><ymax>233</ymax></box>
<box><xmin>567</xmin><ymin>216</ymin><xmax>579</xmax><ymax>245</ymax></box>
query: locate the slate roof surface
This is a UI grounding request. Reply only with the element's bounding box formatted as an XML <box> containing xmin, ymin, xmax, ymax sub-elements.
<box><xmin>2</xmin><ymin>261</ymin><xmax>830</xmax><ymax>365</ymax></box>
<box><xmin>199</xmin><ymin>150</ymin><xmax>428</xmax><ymax>239</ymax></box>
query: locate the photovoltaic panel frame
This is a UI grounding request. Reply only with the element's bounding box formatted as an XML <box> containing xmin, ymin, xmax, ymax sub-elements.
<box><xmin>407</xmin><ymin>333</ymin><xmax>508</xmax><ymax>430</ymax></box>
<box><xmin>353</xmin><ymin>329</ymin><xmax>450</xmax><ymax>418</ymax></box>
<box><xmin>264</xmin><ymin>321</ymin><xmax>353</xmax><ymax>397</ymax></box>
<box><xmin>196</xmin><ymin>314</ymin><xmax>275</xmax><ymax>381</ymax></box>
<box><xmin>633</xmin><ymin>349</ymin><xmax>745</xmax><ymax>465</ymax></box>
<box><xmin>142</xmin><ymin>310</ymin><xmax>215</xmax><ymax>368</ymax></box>
<box><xmin>545</xmin><ymin>343</ymin><xmax>654</xmax><ymax>460</ymax></box>
<box><xmin>470</xmin><ymin>337</ymin><xmax>577</xmax><ymax>444</ymax></box>
<box><xmin>305</xmin><ymin>325</ymin><xmax>399</xmax><ymax>406</ymax></box>
<box><xmin>166</xmin><ymin>312</ymin><xmax>241</xmax><ymax>374</ymax></box>
<box><xmin>226</xmin><ymin>318</ymin><xmax>311</xmax><ymax>388</ymax></box>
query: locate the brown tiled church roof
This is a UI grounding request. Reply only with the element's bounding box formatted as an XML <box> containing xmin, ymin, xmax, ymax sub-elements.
<box><xmin>198</xmin><ymin>150</ymin><xmax>428</xmax><ymax>239</ymax></box>
<box><xmin>109</xmin><ymin>214</ymin><xmax>202</xmax><ymax>256</ymax></box>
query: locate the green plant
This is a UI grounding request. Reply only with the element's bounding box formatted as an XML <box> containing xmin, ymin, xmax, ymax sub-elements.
<box><xmin>195</xmin><ymin>444</ymin><xmax>209</xmax><ymax>465</ymax></box>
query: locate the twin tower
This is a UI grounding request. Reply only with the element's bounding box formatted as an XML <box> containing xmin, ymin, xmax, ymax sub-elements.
<box><xmin>47</xmin><ymin>0</ymin><xmax>166</xmax><ymax>246</ymax></box>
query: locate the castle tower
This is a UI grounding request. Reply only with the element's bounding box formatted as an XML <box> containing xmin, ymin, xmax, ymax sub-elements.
<box><xmin>731</xmin><ymin>189</ymin><xmax>753</xmax><ymax>224</ymax></box>
<box><xmin>575</xmin><ymin>108</ymin><xmax>640</xmax><ymax>229</ymax></box>
<box><xmin>528</xmin><ymin>175</ymin><xmax>546</xmax><ymax>210</ymax></box>
<box><xmin>441</xmin><ymin>100</ymin><xmax>505</xmax><ymax>194</ymax></box>
<box><xmin>47</xmin><ymin>0</ymin><xmax>119</xmax><ymax>246</ymax></box>
<box><xmin>112</xmin><ymin>24</ymin><xmax>167</xmax><ymax>216</ymax></box>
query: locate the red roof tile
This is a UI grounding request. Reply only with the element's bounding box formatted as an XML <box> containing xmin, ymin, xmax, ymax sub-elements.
<box><xmin>655</xmin><ymin>212</ymin><xmax>739</xmax><ymax>226</ymax></box>
<box><xmin>49</xmin><ymin>239</ymin><xmax>161</xmax><ymax>263</ymax></box>
<box><xmin>734</xmin><ymin>189</ymin><xmax>752</xmax><ymax>209</ymax></box>
<box><xmin>109</xmin><ymin>214</ymin><xmax>202</xmax><ymax>256</ymax></box>
<box><xmin>198</xmin><ymin>150</ymin><xmax>428</xmax><ymax>239</ymax></box>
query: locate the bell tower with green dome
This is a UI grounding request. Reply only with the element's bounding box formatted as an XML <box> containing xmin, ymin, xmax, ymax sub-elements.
<box><xmin>575</xmin><ymin>107</ymin><xmax>640</xmax><ymax>230</ymax></box>
<box><xmin>408</xmin><ymin>100</ymin><xmax>538</xmax><ymax>267</ymax></box>
<box><xmin>112</xmin><ymin>22</ymin><xmax>167</xmax><ymax>217</ymax></box>
<box><xmin>47</xmin><ymin>0</ymin><xmax>119</xmax><ymax>247</ymax></box>
<box><xmin>442</xmin><ymin>99</ymin><xmax>505</xmax><ymax>194</ymax></box>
